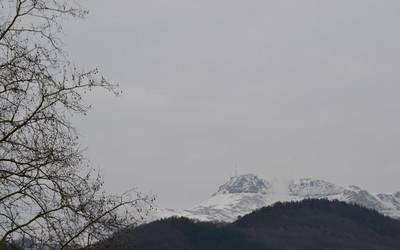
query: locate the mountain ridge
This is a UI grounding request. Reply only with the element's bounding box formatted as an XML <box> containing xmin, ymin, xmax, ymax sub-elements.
<box><xmin>148</xmin><ymin>174</ymin><xmax>400</xmax><ymax>222</ymax></box>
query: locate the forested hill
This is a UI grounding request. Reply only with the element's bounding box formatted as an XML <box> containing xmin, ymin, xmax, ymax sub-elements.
<box><xmin>96</xmin><ymin>199</ymin><xmax>400</xmax><ymax>250</ymax></box>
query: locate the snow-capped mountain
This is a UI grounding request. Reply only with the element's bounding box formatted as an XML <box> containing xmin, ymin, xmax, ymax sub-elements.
<box><xmin>148</xmin><ymin>174</ymin><xmax>400</xmax><ymax>222</ymax></box>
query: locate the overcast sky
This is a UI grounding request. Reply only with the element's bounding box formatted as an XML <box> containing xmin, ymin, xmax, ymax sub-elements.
<box><xmin>63</xmin><ymin>0</ymin><xmax>400</xmax><ymax>209</ymax></box>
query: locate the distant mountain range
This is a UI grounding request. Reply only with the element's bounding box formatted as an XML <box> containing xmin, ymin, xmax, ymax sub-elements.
<box><xmin>148</xmin><ymin>174</ymin><xmax>400</xmax><ymax>222</ymax></box>
<box><xmin>97</xmin><ymin>199</ymin><xmax>400</xmax><ymax>250</ymax></box>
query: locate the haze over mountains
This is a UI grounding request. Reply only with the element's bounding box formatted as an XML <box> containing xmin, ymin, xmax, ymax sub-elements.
<box><xmin>148</xmin><ymin>174</ymin><xmax>400</xmax><ymax>222</ymax></box>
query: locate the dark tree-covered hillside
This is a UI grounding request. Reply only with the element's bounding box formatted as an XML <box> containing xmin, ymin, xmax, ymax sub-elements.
<box><xmin>95</xmin><ymin>199</ymin><xmax>400</xmax><ymax>250</ymax></box>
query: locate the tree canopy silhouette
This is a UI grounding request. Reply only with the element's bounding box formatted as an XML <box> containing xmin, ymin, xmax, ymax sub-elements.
<box><xmin>0</xmin><ymin>1</ymin><xmax>152</xmax><ymax>249</ymax></box>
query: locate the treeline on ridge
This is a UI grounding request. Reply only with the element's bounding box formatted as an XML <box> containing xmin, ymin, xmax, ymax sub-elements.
<box><xmin>95</xmin><ymin>199</ymin><xmax>400</xmax><ymax>250</ymax></box>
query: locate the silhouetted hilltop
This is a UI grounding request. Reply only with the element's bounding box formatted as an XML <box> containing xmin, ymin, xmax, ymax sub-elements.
<box><xmin>233</xmin><ymin>199</ymin><xmax>400</xmax><ymax>250</ymax></box>
<box><xmin>96</xmin><ymin>199</ymin><xmax>400</xmax><ymax>250</ymax></box>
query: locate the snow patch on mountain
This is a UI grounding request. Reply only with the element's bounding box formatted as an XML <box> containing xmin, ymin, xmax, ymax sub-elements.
<box><xmin>215</xmin><ymin>174</ymin><xmax>272</xmax><ymax>195</ymax></box>
<box><xmin>288</xmin><ymin>178</ymin><xmax>345</xmax><ymax>198</ymax></box>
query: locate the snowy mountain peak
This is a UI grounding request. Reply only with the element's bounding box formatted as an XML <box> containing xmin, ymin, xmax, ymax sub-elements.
<box><xmin>149</xmin><ymin>175</ymin><xmax>400</xmax><ymax>223</ymax></box>
<box><xmin>348</xmin><ymin>185</ymin><xmax>363</xmax><ymax>191</ymax></box>
<box><xmin>288</xmin><ymin>178</ymin><xmax>345</xmax><ymax>198</ymax></box>
<box><xmin>215</xmin><ymin>174</ymin><xmax>271</xmax><ymax>195</ymax></box>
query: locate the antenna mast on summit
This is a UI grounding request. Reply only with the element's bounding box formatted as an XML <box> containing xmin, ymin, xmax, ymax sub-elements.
<box><xmin>235</xmin><ymin>162</ymin><xmax>238</xmax><ymax>177</ymax></box>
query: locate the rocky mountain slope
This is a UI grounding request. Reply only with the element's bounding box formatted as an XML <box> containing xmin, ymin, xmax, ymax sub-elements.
<box><xmin>148</xmin><ymin>174</ymin><xmax>400</xmax><ymax>222</ymax></box>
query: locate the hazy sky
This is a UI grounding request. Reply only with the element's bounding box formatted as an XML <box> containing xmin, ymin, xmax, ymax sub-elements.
<box><xmin>63</xmin><ymin>0</ymin><xmax>400</xmax><ymax>209</ymax></box>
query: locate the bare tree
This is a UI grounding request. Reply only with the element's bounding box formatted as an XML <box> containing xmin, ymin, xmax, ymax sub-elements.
<box><xmin>0</xmin><ymin>1</ymin><xmax>153</xmax><ymax>249</ymax></box>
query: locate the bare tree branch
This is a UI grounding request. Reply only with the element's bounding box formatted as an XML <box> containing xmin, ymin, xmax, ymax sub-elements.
<box><xmin>0</xmin><ymin>1</ymin><xmax>152</xmax><ymax>249</ymax></box>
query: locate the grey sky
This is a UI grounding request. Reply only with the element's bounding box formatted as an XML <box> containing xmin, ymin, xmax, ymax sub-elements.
<box><xmin>64</xmin><ymin>0</ymin><xmax>400</xmax><ymax>209</ymax></box>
